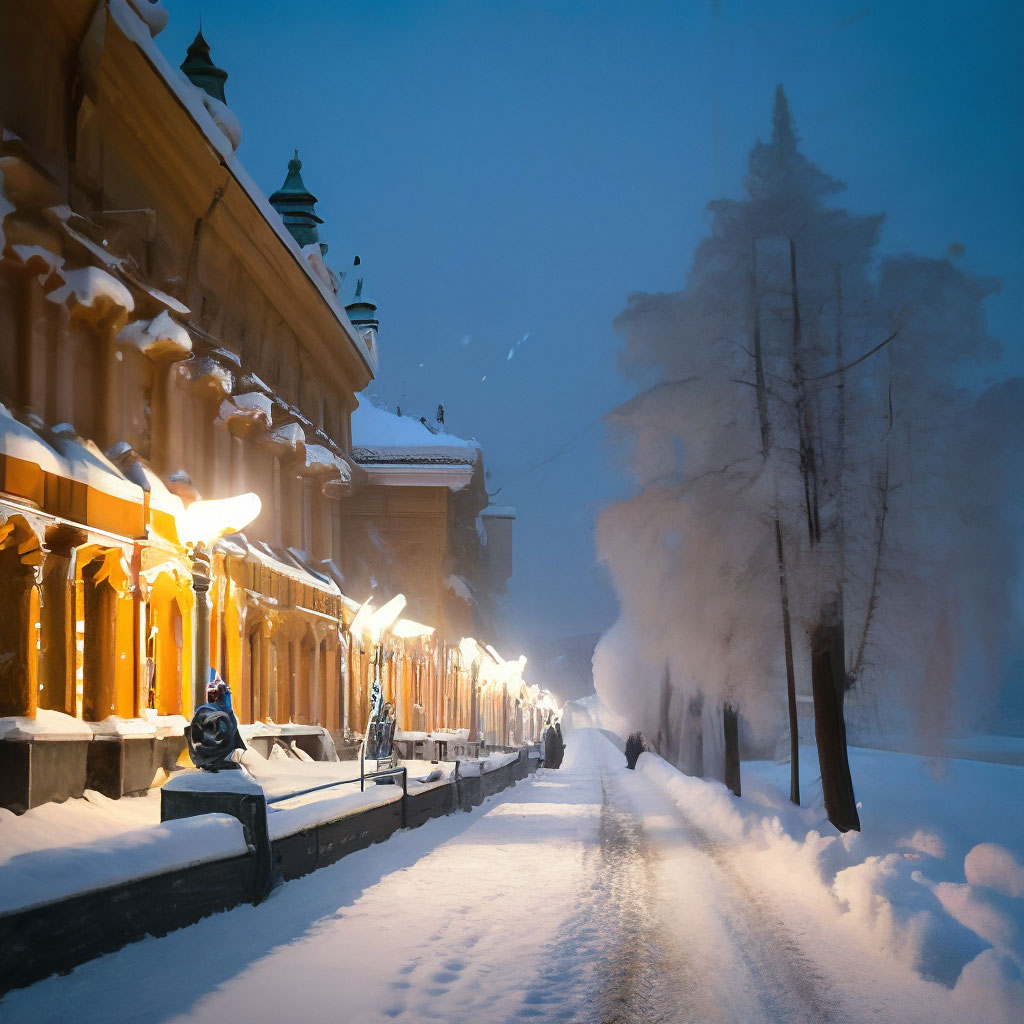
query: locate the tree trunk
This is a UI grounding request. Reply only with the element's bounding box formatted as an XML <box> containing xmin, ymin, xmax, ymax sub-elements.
<box><xmin>750</xmin><ymin>244</ymin><xmax>799</xmax><ymax>805</ymax></box>
<box><xmin>682</xmin><ymin>692</ymin><xmax>704</xmax><ymax>777</ymax></box>
<box><xmin>655</xmin><ymin>663</ymin><xmax>673</xmax><ymax>759</ymax></box>
<box><xmin>723</xmin><ymin>703</ymin><xmax>741</xmax><ymax>797</ymax></box>
<box><xmin>774</xmin><ymin>510</ymin><xmax>801</xmax><ymax>805</ymax></box>
<box><xmin>811</xmin><ymin>598</ymin><xmax>860</xmax><ymax>832</ymax></box>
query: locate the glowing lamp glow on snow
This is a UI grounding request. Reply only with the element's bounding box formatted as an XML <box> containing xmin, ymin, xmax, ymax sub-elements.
<box><xmin>175</xmin><ymin>492</ymin><xmax>262</xmax><ymax>549</ymax></box>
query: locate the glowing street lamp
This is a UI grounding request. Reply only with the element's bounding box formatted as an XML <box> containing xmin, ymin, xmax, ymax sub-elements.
<box><xmin>367</xmin><ymin>594</ymin><xmax>407</xmax><ymax>642</ymax></box>
<box><xmin>174</xmin><ymin>492</ymin><xmax>261</xmax><ymax>710</ymax></box>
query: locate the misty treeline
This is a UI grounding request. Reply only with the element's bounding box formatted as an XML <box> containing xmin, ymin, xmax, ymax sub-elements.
<box><xmin>593</xmin><ymin>86</ymin><xmax>1023</xmax><ymax>832</ymax></box>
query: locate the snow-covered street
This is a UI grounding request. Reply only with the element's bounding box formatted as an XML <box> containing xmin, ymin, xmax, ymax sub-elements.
<box><xmin>8</xmin><ymin>726</ymin><xmax>1015</xmax><ymax>1024</ymax></box>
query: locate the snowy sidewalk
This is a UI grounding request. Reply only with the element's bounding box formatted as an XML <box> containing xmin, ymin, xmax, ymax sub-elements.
<box><xmin>1</xmin><ymin>735</ymin><xmax>604</xmax><ymax>1024</ymax></box>
<box><xmin>3</xmin><ymin>728</ymin><xmax>1014</xmax><ymax>1023</ymax></box>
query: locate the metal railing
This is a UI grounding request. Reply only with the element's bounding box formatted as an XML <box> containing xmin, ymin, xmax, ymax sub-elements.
<box><xmin>265</xmin><ymin>748</ymin><xmax>408</xmax><ymax>827</ymax></box>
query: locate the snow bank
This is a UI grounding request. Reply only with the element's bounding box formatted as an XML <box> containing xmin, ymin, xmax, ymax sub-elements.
<box><xmin>637</xmin><ymin>744</ymin><xmax>1024</xmax><ymax>1020</ymax></box>
<box><xmin>0</xmin><ymin>812</ymin><xmax>246</xmax><ymax>915</ymax></box>
<box><xmin>965</xmin><ymin>844</ymin><xmax>1024</xmax><ymax>897</ymax></box>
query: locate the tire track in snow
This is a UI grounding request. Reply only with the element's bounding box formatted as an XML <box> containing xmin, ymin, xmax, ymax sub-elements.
<box><xmin>595</xmin><ymin>769</ymin><xmax>705</xmax><ymax>1024</ymax></box>
<box><xmin>664</xmin><ymin>807</ymin><xmax>840</xmax><ymax>1024</ymax></box>
<box><xmin>510</xmin><ymin>764</ymin><xmax>704</xmax><ymax>1024</ymax></box>
<box><xmin>608</xmin><ymin>743</ymin><xmax>843</xmax><ymax>1024</ymax></box>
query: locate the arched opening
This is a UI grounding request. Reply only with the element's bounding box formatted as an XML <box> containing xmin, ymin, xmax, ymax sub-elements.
<box><xmin>269</xmin><ymin>635</ymin><xmax>285</xmax><ymax>722</ymax></box>
<box><xmin>294</xmin><ymin>628</ymin><xmax>315</xmax><ymax>725</ymax></box>
<box><xmin>0</xmin><ymin>517</ymin><xmax>40</xmax><ymax>717</ymax></box>
<box><xmin>39</xmin><ymin>548</ymin><xmax>73</xmax><ymax>715</ymax></box>
<box><xmin>316</xmin><ymin>637</ymin><xmax>330</xmax><ymax>728</ymax></box>
<box><xmin>246</xmin><ymin>622</ymin><xmax>262</xmax><ymax>723</ymax></box>
<box><xmin>81</xmin><ymin>555</ymin><xmax>116</xmax><ymax>720</ymax></box>
<box><xmin>152</xmin><ymin>594</ymin><xmax>186</xmax><ymax>717</ymax></box>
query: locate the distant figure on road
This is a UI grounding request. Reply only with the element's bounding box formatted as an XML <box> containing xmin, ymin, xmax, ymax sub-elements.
<box><xmin>543</xmin><ymin>718</ymin><xmax>557</xmax><ymax>768</ymax></box>
<box><xmin>544</xmin><ymin>719</ymin><xmax>565</xmax><ymax>769</ymax></box>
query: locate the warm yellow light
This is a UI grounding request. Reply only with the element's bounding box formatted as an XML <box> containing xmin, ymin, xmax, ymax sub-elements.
<box><xmin>349</xmin><ymin>598</ymin><xmax>375</xmax><ymax>639</ymax></box>
<box><xmin>393</xmin><ymin>617</ymin><xmax>435</xmax><ymax>639</ymax></box>
<box><xmin>175</xmin><ymin>492</ymin><xmax>261</xmax><ymax>548</ymax></box>
<box><xmin>368</xmin><ymin>594</ymin><xmax>407</xmax><ymax>640</ymax></box>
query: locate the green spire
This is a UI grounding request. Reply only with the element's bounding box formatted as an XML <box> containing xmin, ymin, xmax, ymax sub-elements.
<box><xmin>346</xmin><ymin>277</ymin><xmax>379</xmax><ymax>328</ymax></box>
<box><xmin>180</xmin><ymin>29</ymin><xmax>228</xmax><ymax>104</ymax></box>
<box><xmin>269</xmin><ymin>150</ymin><xmax>323</xmax><ymax>247</ymax></box>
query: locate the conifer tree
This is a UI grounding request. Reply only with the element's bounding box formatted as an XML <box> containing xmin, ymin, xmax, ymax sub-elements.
<box><xmin>596</xmin><ymin>86</ymin><xmax>1011</xmax><ymax>832</ymax></box>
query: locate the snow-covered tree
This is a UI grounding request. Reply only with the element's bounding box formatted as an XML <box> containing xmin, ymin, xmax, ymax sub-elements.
<box><xmin>595</xmin><ymin>86</ymin><xmax>1017</xmax><ymax>832</ymax></box>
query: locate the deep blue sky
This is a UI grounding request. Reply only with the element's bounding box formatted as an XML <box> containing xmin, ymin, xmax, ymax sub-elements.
<box><xmin>159</xmin><ymin>1</ymin><xmax>1022</xmax><ymax>665</ymax></box>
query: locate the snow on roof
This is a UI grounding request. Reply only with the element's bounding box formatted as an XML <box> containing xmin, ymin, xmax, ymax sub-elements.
<box><xmin>106</xmin><ymin>0</ymin><xmax>371</xmax><ymax>372</ymax></box>
<box><xmin>351</xmin><ymin>398</ymin><xmax>479</xmax><ymax>464</ymax></box>
<box><xmin>0</xmin><ymin>403</ymin><xmax>67</xmax><ymax>476</ymax></box>
<box><xmin>221</xmin><ymin>539</ymin><xmax>341</xmax><ymax>598</ymax></box>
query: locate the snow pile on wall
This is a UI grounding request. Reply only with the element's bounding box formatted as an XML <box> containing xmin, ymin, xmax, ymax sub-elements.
<box><xmin>457</xmin><ymin>751</ymin><xmax>520</xmax><ymax>777</ymax></box>
<box><xmin>637</xmin><ymin>744</ymin><xmax>1024</xmax><ymax>1022</ymax></box>
<box><xmin>116</xmin><ymin>310</ymin><xmax>192</xmax><ymax>360</ymax></box>
<box><xmin>46</xmin><ymin>266</ymin><xmax>135</xmax><ymax>316</ymax></box>
<box><xmin>0</xmin><ymin>801</ymin><xmax>245</xmax><ymax>915</ymax></box>
<box><xmin>0</xmin><ymin>709</ymin><xmax>92</xmax><ymax>741</ymax></box>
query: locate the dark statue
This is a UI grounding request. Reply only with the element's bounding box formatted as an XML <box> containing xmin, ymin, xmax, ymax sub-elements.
<box><xmin>187</xmin><ymin>672</ymin><xmax>245</xmax><ymax>771</ymax></box>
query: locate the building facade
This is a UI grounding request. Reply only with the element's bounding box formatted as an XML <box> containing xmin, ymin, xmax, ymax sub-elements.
<box><xmin>0</xmin><ymin>0</ymin><xmax>552</xmax><ymax>813</ymax></box>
